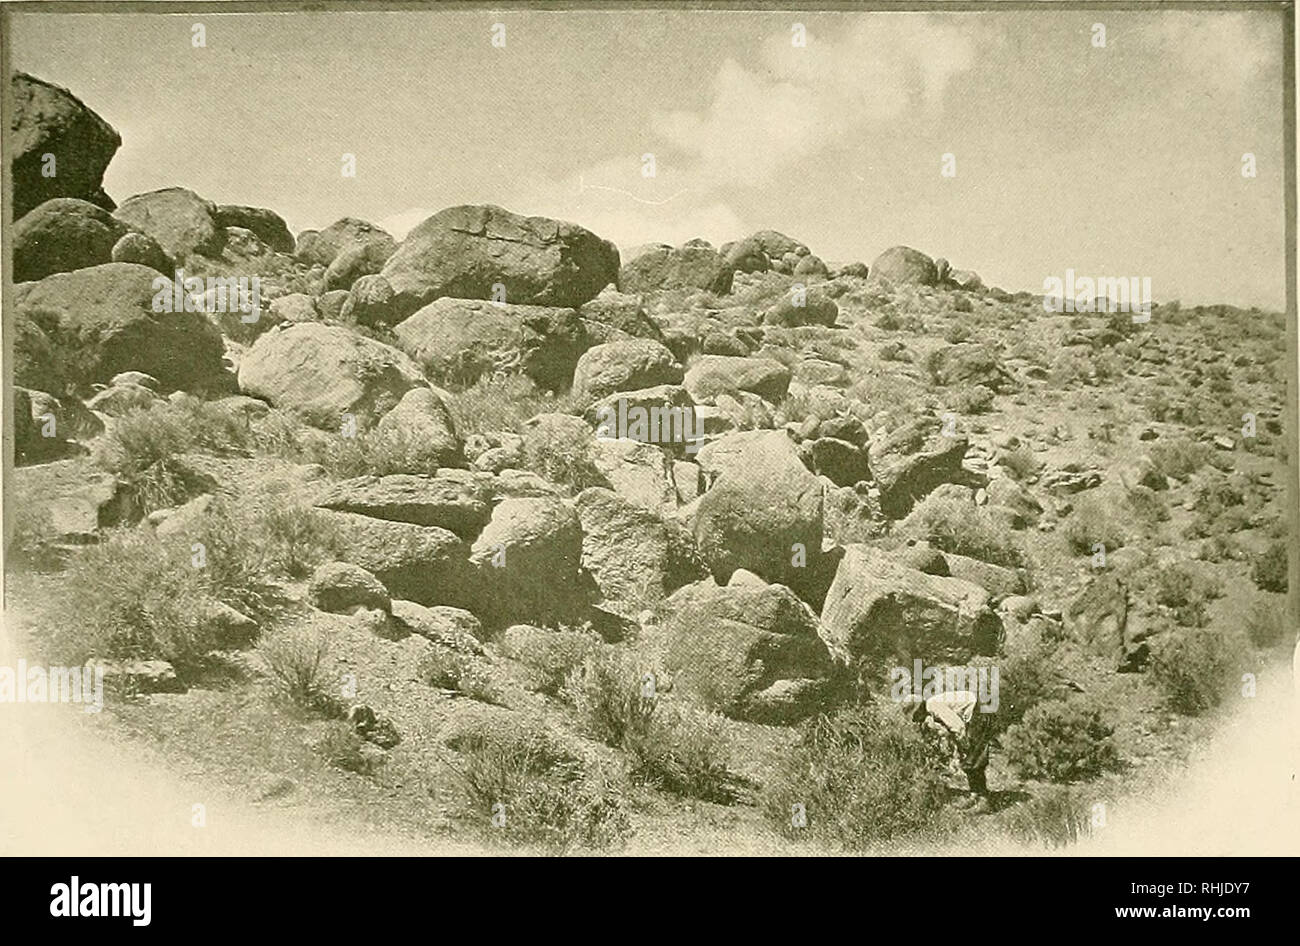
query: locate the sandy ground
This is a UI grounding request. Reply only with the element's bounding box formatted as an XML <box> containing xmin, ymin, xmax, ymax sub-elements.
<box><xmin>2</xmin><ymin>624</ymin><xmax>1297</xmax><ymax>857</ymax></box>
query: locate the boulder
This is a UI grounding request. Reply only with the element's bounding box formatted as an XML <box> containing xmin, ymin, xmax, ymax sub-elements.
<box><xmin>577</xmin><ymin>287</ymin><xmax>665</xmax><ymax>342</ymax></box>
<box><xmin>314</xmin><ymin>472</ymin><xmax>492</xmax><ymax>538</ymax></box>
<box><xmin>393</xmin><ymin>297</ymin><xmax>588</xmax><ymax>391</ymax></box>
<box><xmin>871</xmin><ymin>423</ymin><xmax>970</xmax><ymax>520</ymax></box>
<box><xmin>381</xmin><ymin>204</ymin><xmax>619</xmax><ymax>312</ymax></box>
<box><xmin>793</xmin><ymin>255</ymin><xmax>830</xmax><ymax>278</ymax></box>
<box><xmin>212</xmin><ymin>205</ymin><xmax>295</xmax><ymax>254</ymax></box>
<box><xmin>467</xmin><ymin>497</ymin><xmax>586</xmax><ymax>628</ymax></box>
<box><xmin>941</xmin><ymin>552</ymin><xmax>1026</xmax><ymax>600</ymax></box>
<box><xmin>11</xmin><ymin>72</ymin><xmax>121</xmax><ymax>218</ymax></box>
<box><xmin>926</xmin><ymin>343</ymin><xmax>1013</xmax><ymax>392</ymax></box>
<box><xmin>110</xmin><ymin>231</ymin><xmax>171</xmax><ymax>273</ymax></box>
<box><xmin>571</xmin><ymin>339</ymin><xmax>682</xmax><ymax>401</ymax></box>
<box><xmin>14</xmin><ymin>263</ymin><xmax>226</xmax><ymax>394</ymax></box>
<box><xmin>339</xmin><ymin>274</ymin><xmax>397</xmax><ymax>327</ymax></box>
<box><xmin>307</xmin><ymin>562</ymin><xmax>392</xmax><ymax>614</ymax></box>
<box><xmin>661</xmin><ymin>578</ymin><xmax>837</xmax><ymax>721</ymax></box>
<box><xmin>763</xmin><ymin>287</ymin><xmax>839</xmax><ymax>328</ymax></box>
<box><xmin>1065</xmin><ymin>574</ymin><xmax>1151</xmax><ymax>671</ymax></box>
<box><xmin>237</xmin><ymin>322</ymin><xmax>427</xmax><ymax>428</ymax></box>
<box><xmin>684</xmin><ymin>355</ymin><xmax>791</xmax><ymax>404</ymax></box>
<box><xmin>819</xmin><ymin>545</ymin><xmax>1003</xmax><ymax>678</ymax></box>
<box><xmin>374</xmin><ymin>386</ymin><xmax>465</xmax><ymax>469</ymax></box>
<box><xmin>295</xmin><ymin>218</ymin><xmax>393</xmax><ymax>268</ymax></box>
<box><xmin>870</xmin><ymin>246</ymin><xmax>938</xmax><ymax>285</ymax></box>
<box><xmin>316</xmin><ymin>289</ymin><xmax>351</xmax><ymax>321</ymax></box>
<box><xmin>111</xmin><ymin>187</ymin><xmax>224</xmax><ymax>259</ymax></box>
<box><xmin>390</xmin><ymin>600</ymin><xmax>486</xmax><ymax>653</ymax></box>
<box><xmin>949</xmin><ymin>269</ymin><xmax>984</xmax><ymax>292</ymax></box>
<box><xmin>619</xmin><ymin>242</ymin><xmax>733</xmax><ymax>295</ymax></box>
<box><xmin>575</xmin><ymin>487</ymin><xmax>708</xmax><ymax>614</ymax></box>
<box><xmin>323</xmin><ymin>234</ymin><xmax>398</xmax><ymax>291</ymax></box>
<box><xmin>85</xmin><ymin>380</ymin><xmax>161</xmax><ymax>416</ymax></box>
<box><xmin>692</xmin><ymin>429</ymin><xmax>823</xmax><ymax>598</ymax></box>
<box><xmin>590</xmin><ymin>438</ymin><xmax>677</xmax><ymax>510</ymax></box>
<box><xmin>14</xmin><ymin>198</ymin><xmax>128</xmax><ymax>281</ymax></box>
<box><xmin>721</xmin><ymin>237</ymin><xmax>770</xmax><ymax>274</ymax></box>
<box><xmin>11</xmin><ymin>459</ymin><xmax>135</xmax><ymax>541</ymax></box>
<box><xmin>804</xmin><ymin>436</ymin><xmax>870</xmax><ymax>487</ymax></box>
<box><xmin>746</xmin><ymin>230</ymin><xmax>807</xmax><ymax>260</ymax></box>
<box><xmin>320</xmin><ymin>510</ymin><xmax>471</xmax><ymax>607</ymax></box>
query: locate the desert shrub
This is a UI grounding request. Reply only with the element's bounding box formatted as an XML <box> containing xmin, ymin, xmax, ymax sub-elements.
<box><xmin>39</xmin><ymin>529</ymin><xmax>220</xmax><ymax>672</ymax></box>
<box><xmin>1061</xmin><ymin>494</ymin><xmax>1127</xmax><ymax>555</ymax></box>
<box><xmin>259</xmin><ymin>502</ymin><xmax>343</xmax><ymax>578</ymax></box>
<box><xmin>1000</xmin><ymin>785</ymin><xmax>1095</xmax><ymax>849</ymax></box>
<box><xmin>93</xmin><ymin>397</ymin><xmax>252</xmax><ymax>512</ymax></box>
<box><xmin>258</xmin><ymin>623</ymin><xmax>330</xmax><ymax>705</ymax></box>
<box><xmin>317</xmin><ymin>720</ymin><xmax>383</xmax><ymax>775</ymax></box>
<box><xmin>943</xmin><ymin>319</ymin><xmax>974</xmax><ymax>343</ymax></box>
<box><xmin>1124</xmin><ymin>485</ymin><xmax>1169</xmax><ymax>526</ymax></box>
<box><xmin>1244</xmin><ymin>597</ymin><xmax>1287</xmax><ymax>649</ymax></box>
<box><xmin>1149</xmin><ymin>563</ymin><xmax>1221</xmax><ymax>627</ymax></box>
<box><xmin>7</xmin><ymin>503</ymin><xmax>63</xmax><ymax>572</ymax></box>
<box><xmin>764</xmin><ymin>702</ymin><xmax>950</xmax><ymax>847</ymax></box>
<box><xmin>420</xmin><ymin>647</ymin><xmax>500</xmax><ymax>703</ymax></box>
<box><xmin>501</xmin><ymin>625</ymin><xmax>601</xmax><ymax>696</ymax></box>
<box><xmin>952</xmin><ymin>384</ymin><xmax>994</xmax><ymax>414</ymax></box>
<box><xmin>624</xmin><ymin>704</ymin><xmax>738</xmax><ymax>803</ymax></box>
<box><xmin>902</xmin><ymin>494</ymin><xmax>1024</xmax><ymax>567</ymax></box>
<box><xmin>1147</xmin><ymin>438</ymin><xmax>1211</xmax><ymax>481</ymax></box>
<box><xmin>563</xmin><ymin>648</ymin><xmax>737</xmax><ymax>802</ymax></box>
<box><xmin>448</xmin><ymin>725</ymin><xmax>630</xmax><ymax>852</ymax></box>
<box><xmin>1148</xmin><ymin>625</ymin><xmax>1241</xmax><ymax>715</ymax></box>
<box><xmin>986</xmin><ymin>643</ymin><xmax>1062</xmax><ymax>733</ymax></box>
<box><xmin>446</xmin><ymin>374</ymin><xmax>564</xmax><ymax>436</ymax></box>
<box><xmin>520</xmin><ymin>426</ymin><xmax>605</xmax><ymax>494</ymax></box>
<box><xmin>1047</xmin><ymin>349</ymin><xmax>1094</xmax><ymax>387</ymax></box>
<box><xmin>1001</xmin><ymin>699</ymin><xmax>1120</xmax><ymax>782</ymax></box>
<box><xmin>998</xmin><ymin>444</ymin><xmax>1040</xmax><ymax>481</ymax></box>
<box><xmin>1251</xmin><ymin>541</ymin><xmax>1288</xmax><ymax>593</ymax></box>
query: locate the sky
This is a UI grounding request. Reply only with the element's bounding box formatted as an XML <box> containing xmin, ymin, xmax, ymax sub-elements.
<box><xmin>10</xmin><ymin>8</ymin><xmax>1289</xmax><ymax>309</ymax></box>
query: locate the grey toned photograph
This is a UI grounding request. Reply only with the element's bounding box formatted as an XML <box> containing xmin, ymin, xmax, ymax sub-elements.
<box><xmin>1</xmin><ymin>2</ymin><xmax>1295</xmax><ymax>866</ymax></box>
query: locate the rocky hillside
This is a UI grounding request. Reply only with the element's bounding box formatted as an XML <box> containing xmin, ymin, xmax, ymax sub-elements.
<box><xmin>7</xmin><ymin>73</ymin><xmax>1291</xmax><ymax>853</ymax></box>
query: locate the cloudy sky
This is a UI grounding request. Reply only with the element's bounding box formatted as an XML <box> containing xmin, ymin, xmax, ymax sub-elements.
<box><xmin>11</xmin><ymin>8</ymin><xmax>1288</xmax><ymax>309</ymax></box>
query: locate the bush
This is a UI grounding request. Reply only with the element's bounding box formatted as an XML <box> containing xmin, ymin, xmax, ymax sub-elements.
<box><xmin>259</xmin><ymin>502</ymin><xmax>343</xmax><ymax>578</ymax></box>
<box><xmin>447</xmin><ymin>724</ymin><xmax>630</xmax><ymax>852</ymax></box>
<box><xmin>318</xmin><ymin>720</ymin><xmax>383</xmax><ymax>775</ymax></box>
<box><xmin>1149</xmin><ymin>563</ymin><xmax>1221</xmax><ymax>627</ymax></box>
<box><xmin>1061</xmin><ymin>494</ymin><xmax>1127</xmax><ymax>555</ymax></box>
<box><xmin>1244</xmin><ymin>597</ymin><xmax>1287</xmax><ymax>649</ymax></box>
<box><xmin>1251</xmin><ymin>541</ymin><xmax>1288</xmax><ymax>593</ymax></box>
<box><xmin>1148</xmin><ymin>625</ymin><xmax>1242</xmax><ymax>715</ymax></box>
<box><xmin>39</xmin><ymin>528</ymin><xmax>221</xmax><ymax>672</ymax></box>
<box><xmin>420</xmin><ymin>647</ymin><xmax>500</xmax><ymax>703</ymax></box>
<box><xmin>1147</xmin><ymin>438</ymin><xmax>1211</xmax><ymax>481</ymax></box>
<box><xmin>902</xmin><ymin>494</ymin><xmax>1024</xmax><ymax>567</ymax></box>
<box><xmin>998</xmin><ymin>445</ymin><xmax>1040</xmax><ymax>481</ymax></box>
<box><xmin>1001</xmin><ymin>699</ymin><xmax>1120</xmax><ymax>782</ymax></box>
<box><xmin>93</xmin><ymin>397</ymin><xmax>252</xmax><ymax>512</ymax></box>
<box><xmin>501</xmin><ymin>624</ymin><xmax>601</xmax><ymax>696</ymax></box>
<box><xmin>999</xmin><ymin>785</ymin><xmax>1094</xmax><ymax>849</ymax></box>
<box><xmin>563</xmin><ymin>648</ymin><xmax>738</xmax><ymax>802</ymax></box>
<box><xmin>521</xmin><ymin>434</ymin><xmax>605</xmax><ymax>495</ymax></box>
<box><xmin>258</xmin><ymin>623</ymin><xmax>330</xmax><ymax>706</ymax></box>
<box><xmin>764</xmin><ymin>702</ymin><xmax>951</xmax><ymax>847</ymax></box>
<box><xmin>446</xmin><ymin>374</ymin><xmax>563</xmax><ymax>436</ymax></box>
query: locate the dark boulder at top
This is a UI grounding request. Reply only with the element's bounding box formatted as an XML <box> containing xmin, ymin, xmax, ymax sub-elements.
<box><xmin>380</xmin><ymin>204</ymin><xmax>620</xmax><ymax>313</ymax></box>
<box><xmin>10</xmin><ymin>73</ymin><xmax>121</xmax><ymax>219</ymax></box>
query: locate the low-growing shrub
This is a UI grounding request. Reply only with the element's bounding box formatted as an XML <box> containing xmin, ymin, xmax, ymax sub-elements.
<box><xmin>502</xmin><ymin>625</ymin><xmax>602</xmax><ymax>696</ymax></box>
<box><xmin>447</xmin><ymin>724</ymin><xmax>631</xmax><ymax>852</ymax></box>
<box><xmin>764</xmin><ymin>702</ymin><xmax>951</xmax><ymax>847</ymax></box>
<box><xmin>1001</xmin><ymin>699</ymin><xmax>1120</xmax><ymax>782</ymax></box>
<box><xmin>998</xmin><ymin>445</ymin><xmax>1040</xmax><ymax>481</ymax></box>
<box><xmin>1251</xmin><ymin>541</ymin><xmax>1288</xmax><ymax>593</ymax></box>
<box><xmin>420</xmin><ymin>647</ymin><xmax>500</xmax><ymax>703</ymax></box>
<box><xmin>318</xmin><ymin>720</ymin><xmax>383</xmax><ymax>775</ymax></box>
<box><xmin>93</xmin><ymin>397</ymin><xmax>252</xmax><ymax>512</ymax></box>
<box><xmin>258</xmin><ymin>623</ymin><xmax>330</xmax><ymax>706</ymax></box>
<box><xmin>902</xmin><ymin>494</ymin><xmax>1024</xmax><ymax>568</ymax></box>
<box><xmin>1147</xmin><ymin>438</ymin><xmax>1211</xmax><ymax>481</ymax></box>
<box><xmin>563</xmin><ymin>648</ymin><xmax>737</xmax><ymax>802</ymax></box>
<box><xmin>999</xmin><ymin>785</ymin><xmax>1094</xmax><ymax>849</ymax></box>
<box><xmin>1148</xmin><ymin>625</ymin><xmax>1242</xmax><ymax>715</ymax></box>
<box><xmin>1244</xmin><ymin>597</ymin><xmax>1287</xmax><ymax>649</ymax></box>
<box><xmin>1061</xmin><ymin>494</ymin><xmax>1127</xmax><ymax>555</ymax></box>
